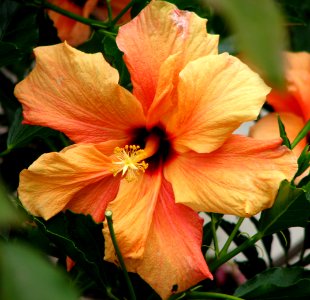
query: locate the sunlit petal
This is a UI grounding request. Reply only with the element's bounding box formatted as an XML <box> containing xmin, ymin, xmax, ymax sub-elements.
<box><xmin>18</xmin><ymin>142</ymin><xmax>120</xmax><ymax>220</ymax></box>
<box><xmin>105</xmin><ymin>174</ymin><xmax>212</xmax><ymax>299</ymax></box>
<box><xmin>167</xmin><ymin>53</ymin><xmax>270</xmax><ymax>153</ymax></box>
<box><xmin>268</xmin><ymin>52</ymin><xmax>310</xmax><ymax>121</ymax></box>
<box><xmin>104</xmin><ymin>169</ymin><xmax>161</xmax><ymax>260</ymax></box>
<box><xmin>165</xmin><ymin>135</ymin><xmax>297</xmax><ymax>217</ymax></box>
<box><xmin>14</xmin><ymin>42</ymin><xmax>145</xmax><ymax>144</ymax></box>
<box><xmin>117</xmin><ymin>0</ymin><xmax>218</xmax><ymax>112</ymax></box>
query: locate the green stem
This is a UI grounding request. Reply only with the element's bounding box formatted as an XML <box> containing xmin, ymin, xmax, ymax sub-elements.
<box><xmin>211</xmin><ymin>213</ymin><xmax>220</xmax><ymax>258</ymax></box>
<box><xmin>209</xmin><ymin>232</ymin><xmax>263</xmax><ymax>272</ymax></box>
<box><xmin>43</xmin><ymin>1</ymin><xmax>109</xmax><ymax>29</ymax></box>
<box><xmin>111</xmin><ymin>0</ymin><xmax>135</xmax><ymax>25</ymax></box>
<box><xmin>105</xmin><ymin>211</ymin><xmax>136</xmax><ymax>300</ymax></box>
<box><xmin>0</xmin><ymin>148</ymin><xmax>11</xmax><ymax>157</ymax></box>
<box><xmin>291</xmin><ymin>119</ymin><xmax>310</xmax><ymax>149</ymax></box>
<box><xmin>105</xmin><ymin>0</ymin><xmax>113</xmax><ymax>23</ymax></box>
<box><xmin>219</xmin><ymin>217</ymin><xmax>244</xmax><ymax>257</ymax></box>
<box><xmin>187</xmin><ymin>291</ymin><xmax>244</xmax><ymax>300</ymax></box>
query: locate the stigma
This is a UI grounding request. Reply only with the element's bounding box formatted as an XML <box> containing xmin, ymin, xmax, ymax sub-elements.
<box><xmin>112</xmin><ymin>145</ymin><xmax>149</xmax><ymax>182</ymax></box>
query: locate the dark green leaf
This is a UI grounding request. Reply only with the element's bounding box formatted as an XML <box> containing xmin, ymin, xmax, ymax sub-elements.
<box><xmin>35</xmin><ymin>211</ymin><xmax>110</xmax><ymax>293</ymax></box>
<box><xmin>0</xmin><ymin>242</ymin><xmax>79</xmax><ymax>300</ymax></box>
<box><xmin>291</xmin><ymin>119</ymin><xmax>310</xmax><ymax>149</ymax></box>
<box><xmin>234</xmin><ymin>267</ymin><xmax>310</xmax><ymax>299</ymax></box>
<box><xmin>131</xmin><ymin>0</ymin><xmax>150</xmax><ymax>18</ymax></box>
<box><xmin>0</xmin><ymin>71</ymin><xmax>20</xmax><ymax>122</ymax></box>
<box><xmin>237</xmin><ymin>258</ymin><xmax>267</xmax><ymax>280</ymax></box>
<box><xmin>0</xmin><ymin>41</ymin><xmax>23</xmax><ymax>67</ymax></box>
<box><xmin>297</xmin><ymin>173</ymin><xmax>310</xmax><ymax>188</ymax></box>
<box><xmin>0</xmin><ymin>0</ymin><xmax>39</xmax><ymax>68</ymax></box>
<box><xmin>102</xmin><ymin>34</ymin><xmax>130</xmax><ymax>87</ymax></box>
<box><xmin>259</xmin><ymin>180</ymin><xmax>310</xmax><ymax>235</ymax></box>
<box><xmin>0</xmin><ymin>0</ymin><xmax>19</xmax><ymax>39</ymax></box>
<box><xmin>4</xmin><ymin>6</ymin><xmax>38</xmax><ymax>50</ymax></box>
<box><xmin>78</xmin><ymin>30</ymin><xmax>106</xmax><ymax>54</ymax></box>
<box><xmin>294</xmin><ymin>145</ymin><xmax>310</xmax><ymax>179</ymax></box>
<box><xmin>278</xmin><ymin>115</ymin><xmax>292</xmax><ymax>149</ymax></box>
<box><xmin>0</xmin><ymin>179</ymin><xmax>20</xmax><ymax>226</ymax></box>
<box><xmin>207</xmin><ymin>0</ymin><xmax>286</xmax><ymax>88</ymax></box>
<box><xmin>6</xmin><ymin>107</ymin><xmax>56</xmax><ymax>152</ymax></box>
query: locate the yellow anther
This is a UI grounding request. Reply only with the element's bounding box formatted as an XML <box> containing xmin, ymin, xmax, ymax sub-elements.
<box><xmin>112</xmin><ymin>145</ymin><xmax>149</xmax><ymax>182</ymax></box>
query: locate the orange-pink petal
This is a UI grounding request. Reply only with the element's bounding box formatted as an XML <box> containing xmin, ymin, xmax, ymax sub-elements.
<box><xmin>104</xmin><ymin>169</ymin><xmax>161</xmax><ymax>260</ymax></box>
<box><xmin>18</xmin><ymin>142</ymin><xmax>120</xmax><ymax>221</ymax></box>
<box><xmin>250</xmin><ymin>112</ymin><xmax>307</xmax><ymax>156</ymax></box>
<box><xmin>116</xmin><ymin>0</ymin><xmax>218</xmax><ymax>113</ymax></box>
<box><xmin>48</xmin><ymin>0</ymin><xmax>98</xmax><ymax>46</ymax></box>
<box><xmin>14</xmin><ymin>42</ymin><xmax>145</xmax><ymax>144</ymax></box>
<box><xmin>166</xmin><ymin>53</ymin><xmax>271</xmax><ymax>153</ymax></box>
<box><xmin>268</xmin><ymin>52</ymin><xmax>310</xmax><ymax>121</ymax></box>
<box><xmin>165</xmin><ymin>135</ymin><xmax>297</xmax><ymax>217</ymax></box>
<box><xmin>104</xmin><ymin>173</ymin><xmax>212</xmax><ymax>299</ymax></box>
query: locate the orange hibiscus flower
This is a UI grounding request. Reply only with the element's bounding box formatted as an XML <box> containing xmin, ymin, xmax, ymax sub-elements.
<box><xmin>250</xmin><ymin>52</ymin><xmax>310</xmax><ymax>156</ymax></box>
<box><xmin>48</xmin><ymin>0</ymin><xmax>131</xmax><ymax>46</ymax></box>
<box><xmin>15</xmin><ymin>1</ymin><xmax>297</xmax><ymax>298</ymax></box>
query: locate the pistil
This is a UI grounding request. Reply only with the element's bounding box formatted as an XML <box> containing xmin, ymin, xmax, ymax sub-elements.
<box><xmin>111</xmin><ymin>134</ymin><xmax>160</xmax><ymax>181</ymax></box>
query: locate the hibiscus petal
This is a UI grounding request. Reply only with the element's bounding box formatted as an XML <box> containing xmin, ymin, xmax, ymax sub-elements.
<box><xmin>250</xmin><ymin>112</ymin><xmax>307</xmax><ymax>156</ymax></box>
<box><xmin>268</xmin><ymin>52</ymin><xmax>310</xmax><ymax>121</ymax></box>
<box><xmin>104</xmin><ymin>169</ymin><xmax>161</xmax><ymax>260</ymax></box>
<box><xmin>14</xmin><ymin>42</ymin><xmax>145</xmax><ymax>144</ymax></box>
<box><xmin>124</xmin><ymin>177</ymin><xmax>212</xmax><ymax>299</ymax></box>
<box><xmin>105</xmin><ymin>173</ymin><xmax>212</xmax><ymax>299</ymax></box>
<box><xmin>165</xmin><ymin>135</ymin><xmax>297</xmax><ymax>217</ymax></box>
<box><xmin>18</xmin><ymin>142</ymin><xmax>120</xmax><ymax>220</ymax></box>
<box><xmin>48</xmin><ymin>0</ymin><xmax>98</xmax><ymax>46</ymax></box>
<box><xmin>116</xmin><ymin>0</ymin><xmax>218</xmax><ymax>112</ymax></box>
<box><xmin>167</xmin><ymin>53</ymin><xmax>271</xmax><ymax>153</ymax></box>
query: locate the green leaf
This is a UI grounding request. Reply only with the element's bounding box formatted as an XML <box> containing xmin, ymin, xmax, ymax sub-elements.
<box><xmin>0</xmin><ymin>0</ymin><xmax>19</xmax><ymax>39</ymax></box>
<box><xmin>5</xmin><ymin>107</ymin><xmax>56</xmax><ymax>152</ymax></box>
<box><xmin>0</xmin><ymin>242</ymin><xmax>79</xmax><ymax>300</ymax></box>
<box><xmin>0</xmin><ymin>41</ymin><xmax>23</xmax><ymax>67</ymax></box>
<box><xmin>291</xmin><ymin>119</ymin><xmax>310</xmax><ymax>149</ymax></box>
<box><xmin>277</xmin><ymin>115</ymin><xmax>292</xmax><ymax>149</ymax></box>
<box><xmin>34</xmin><ymin>211</ymin><xmax>110</xmax><ymax>292</ymax></box>
<box><xmin>207</xmin><ymin>0</ymin><xmax>286</xmax><ymax>88</ymax></box>
<box><xmin>0</xmin><ymin>0</ymin><xmax>39</xmax><ymax>68</ymax></box>
<box><xmin>0</xmin><ymin>71</ymin><xmax>20</xmax><ymax>122</ymax></box>
<box><xmin>234</xmin><ymin>267</ymin><xmax>310</xmax><ymax>299</ymax></box>
<box><xmin>294</xmin><ymin>144</ymin><xmax>310</xmax><ymax>179</ymax></box>
<box><xmin>0</xmin><ymin>179</ymin><xmax>20</xmax><ymax>226</ymax></box>
<box><xmin>258</xmin><ymin>180</ymin><xmax>310</xmax><ymax>235</ymax></box>
<box><xmin>102</xmin><ymin>34</ymin><xmax>130</xmax><ymax>87</ymax></box>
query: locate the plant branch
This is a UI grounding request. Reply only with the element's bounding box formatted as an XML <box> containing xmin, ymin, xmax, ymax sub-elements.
<box><xmin>209</xmin><ymin>232</ymin><xmax>263</xmax><ymax>272</ymax></box>
<box><xmin>105</xmin><ymin>211</ymin><xmax>136</xmax><ymax>300</ymax></box>
<box><xmin>219</xmin><ymin>217</ymin><xmax>244</xmax><ymax>257</ymax></box>
<box><xmin>211</xmin><ymin>213</ymin><xmax>220</xmax><ymax>258</ymax></box>
<box><xmin>42</xmin><ymin>1</ymin><xmax>109</xmax><ymax>29</ymax></box>
<box><xmin>111</xmin><ymin>0</ymin><xmax>135</xmax><ymax>25</ymax></box>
